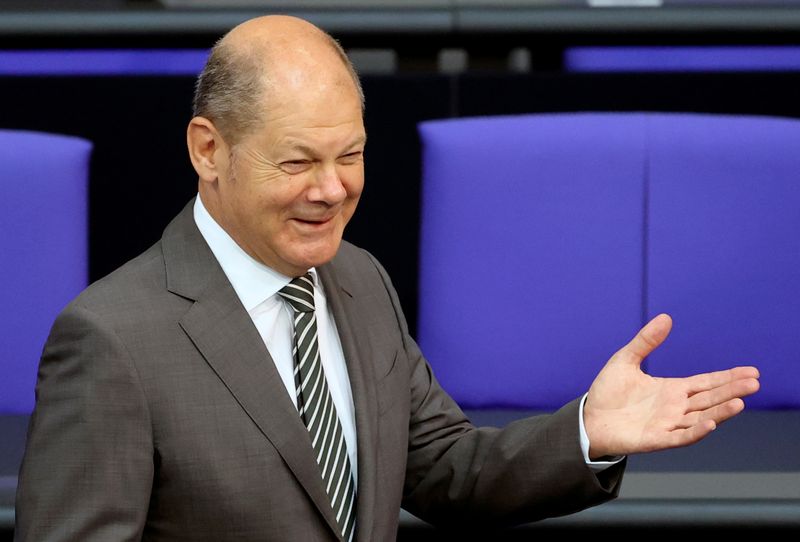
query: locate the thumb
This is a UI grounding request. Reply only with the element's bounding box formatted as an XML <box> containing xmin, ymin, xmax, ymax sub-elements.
<box><xmin>615</xmin><ymin>313</ymin><xmax>673</xmax><ymax>366</ymax></box>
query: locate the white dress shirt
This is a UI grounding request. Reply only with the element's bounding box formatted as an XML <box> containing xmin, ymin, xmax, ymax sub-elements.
<box><xmin>193</xmin><ymin>196</ymin><xmax>358</xmax><ymax>481</ymax></box>
<box><xmin>193</xmin><ymin>195</ymin><xmax>619</xmax><ymax>477</ymax></box>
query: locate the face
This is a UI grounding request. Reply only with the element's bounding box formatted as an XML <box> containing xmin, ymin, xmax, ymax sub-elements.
<box><xmin>208</xmin><ymin>74</ymin><xmax>366</xmax><ymax>277</ymax></box>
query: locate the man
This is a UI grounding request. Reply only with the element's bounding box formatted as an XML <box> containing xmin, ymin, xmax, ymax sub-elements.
<box><xmin>15</xmin><ymin>15</ymin><xmax>759</xmax><ymax>541</ymax></box>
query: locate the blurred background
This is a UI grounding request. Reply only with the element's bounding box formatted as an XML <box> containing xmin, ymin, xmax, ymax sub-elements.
<box><xmin>1</xmin><ymin>1</ymin><xmax>799</xmax><ymax>539</ymax></box>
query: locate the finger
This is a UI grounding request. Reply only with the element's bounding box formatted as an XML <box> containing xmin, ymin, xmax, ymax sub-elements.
<box><xmin>616</xmin><ymin>313</ymin><xmax>673</xmax><ymax>365</ymax></box>
<box><xmin>704</xmin><ymin>398</ymin><xmax>746</xmax><ymax>427</ymax></box>
<box><xmin>686</xmin><ymin>377</ymin><xmax>760</xmax><ymax>412</ymax></box>
<box><xmin>685</xmin><ymin>366</ymin><xmax>761</xmax><ymax>395</ymax></box>
<box><xmin>678</xmin><ymin>398</ymin><xmax>746</xmax><ymax>429</ymax></box>
<box><xmin>650</xmin><ymin>419</ymin><xmax>717</xmax><ymax>451</ymax></box>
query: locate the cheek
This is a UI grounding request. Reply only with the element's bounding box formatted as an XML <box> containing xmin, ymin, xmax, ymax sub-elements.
<box><xmin>342</xmin><ymin>169</ymin><xmax>365</xmax><ymax>202</ymax></box>
<box><xmin>247</xmin><ymin>178</ymin><xmax>306</xmax><ymax>218</ymax></box>
<box><xmin>342</xmin><ymin>184</ymin><xmax>362</xmax><ymax>222</ymax></box>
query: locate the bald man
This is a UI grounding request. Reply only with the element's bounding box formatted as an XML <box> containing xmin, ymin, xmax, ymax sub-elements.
<box><xmin>15</xmin><ymin>16</ymin><xmax>759</xmax><ymax>541</ymax></box>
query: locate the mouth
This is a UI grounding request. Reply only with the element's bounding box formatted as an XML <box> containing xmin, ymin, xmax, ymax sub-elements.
<box><xmin>292</xmin><ymin>216</ymin><xmax>335</xmax><ymax>228</ymax></box>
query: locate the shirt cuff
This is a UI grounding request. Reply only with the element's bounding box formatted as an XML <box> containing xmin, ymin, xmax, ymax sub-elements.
<box><xmin>578</xmin><ymin>393</ymin><xmax>625</xmax><ymax>473</ymax></box>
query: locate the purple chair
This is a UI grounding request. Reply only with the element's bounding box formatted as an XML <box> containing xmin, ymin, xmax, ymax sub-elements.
<box><xmin>0</xmin><ymin>130</ymin><xmax>91</xmax><ymax>414</ymax></box>
<box><xmin>418</xmin><ymin>112</ymin><xmax>800</xmax><ymax>410</ymax></box>
<box><xmin>564</xmin><ymin>46</ymin><xmax>800</xmax><ymax>72</ymax></box>
<box><xmin>418</xmin><ymin>114</ymin><xmax>645</xmax><ymax>409</ymax></box>
<box><xmin>646</xmin><ymin>114</ymin><xmax>800</xmax><ymax>409</ymax></box>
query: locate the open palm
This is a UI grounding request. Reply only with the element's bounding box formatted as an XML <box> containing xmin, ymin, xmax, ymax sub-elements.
<box><xmin>583</xmin><ymin>314</ymin><xmax>760</xmax><ymax>459</ymax></box>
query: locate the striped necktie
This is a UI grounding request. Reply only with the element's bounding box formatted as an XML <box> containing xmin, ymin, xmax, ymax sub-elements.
<box><xmin>278</xmin><ymin>274</ymin><xmax>356</xmax><ymax>541</ymax></box>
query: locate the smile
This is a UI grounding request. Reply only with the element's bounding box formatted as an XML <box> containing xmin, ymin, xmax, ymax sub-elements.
<box><xmin>292</xmin><ymin>216</ymin><xmax>335</xmax><ymax>229</ymax></box>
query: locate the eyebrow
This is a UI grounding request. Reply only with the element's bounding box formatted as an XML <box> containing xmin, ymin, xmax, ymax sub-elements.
<box><xmin>285</xmin><ymin>135</ymin><xmax>367</xmax><ymax>158</ymax></box>
<box><xmin>346</xmin><ymin>135</ymin><xmax>368</xmax><ymax>150</ymax></box>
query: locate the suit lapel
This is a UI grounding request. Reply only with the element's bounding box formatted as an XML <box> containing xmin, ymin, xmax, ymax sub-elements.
<box><xmin>318</xmin><ymin>263</ymin><xmax>380</xmax><ymax>542</ymax></box>
<box><xmin>161</xmin><ymin>200</ymin><xmax>344</xmax><ymax>539</ymax></box>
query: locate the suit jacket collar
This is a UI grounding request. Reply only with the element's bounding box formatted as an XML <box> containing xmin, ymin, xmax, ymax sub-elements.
<box><xmin>161</xmin><ymin>200</ymin><xmax>345</xmax><ymax>539</ymax></box>
<box><xmin>317</xmin><ymin>262</ymin><xmax>380</xmax><ymax>541</ymax></box>
<box><xmin>161</xmin><ymin>199</ymin><xmax>380</xmax><ymax>541</ymax></box>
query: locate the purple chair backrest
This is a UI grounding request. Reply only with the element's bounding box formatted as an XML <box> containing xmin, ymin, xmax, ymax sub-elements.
<box><xmin>0</xmin><ymin>129</ymin><xmax>91</xmax><ymax>414</ymax></box>
<box><xmin>646</xmin><ymin>114</ymin><xmax>800</xmax><ymax>409</ymax></box>
<box><xmin>418</xmin><ymin>113</ymin><xmax>646</xmax><ymax>409</ymax></box>
<box><xmin>418</xmin><ymin>112</ymin><xmax>800</xmax><ymax>410</ymax></box>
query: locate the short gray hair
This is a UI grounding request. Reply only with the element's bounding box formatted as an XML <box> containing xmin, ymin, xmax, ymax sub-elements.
<box><xmin>192</xmin><ymin>32</ymin><xmax>364</xmax><ymax>146</ymax></box>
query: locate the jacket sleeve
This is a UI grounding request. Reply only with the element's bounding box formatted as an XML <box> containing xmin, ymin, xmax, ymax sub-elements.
<box><xmin>15</xmin><ymin>302</ymin><xmax>153</xmax><ymax>541</ymax></box>
<box><xmin>364</xmin><ymin>251</ymin><xmax>625</xmax><ymax>529</ymax></box>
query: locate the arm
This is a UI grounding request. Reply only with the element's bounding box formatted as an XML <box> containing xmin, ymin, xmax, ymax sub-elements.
<box><xmin>15</xmin><ymin>303</ymin><xmax>153</xmax><ymax>541</ymax></box>
<box><xmin>400</xmin><ymin>337</ymin><xmax>623</xmax><ymax>527</ymax></box>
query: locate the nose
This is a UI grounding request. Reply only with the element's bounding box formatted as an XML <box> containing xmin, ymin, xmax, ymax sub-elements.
<box><xmin>309</xmin><ymin>162</ymin><xmax>347</xmax><ymax>205</ymax></box>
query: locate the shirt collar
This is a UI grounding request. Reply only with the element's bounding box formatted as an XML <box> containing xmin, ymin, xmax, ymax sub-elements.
<box><xmin>193</xmin><ymin>195</ymin><xmax>318</xmax><ymax>312</ymax></box>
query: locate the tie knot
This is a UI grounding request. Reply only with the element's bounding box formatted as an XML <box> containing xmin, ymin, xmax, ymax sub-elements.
<box><xmin>278</xmin><ymin>273</ymin><xmax>316</xmax><ymax>313</ymax></box>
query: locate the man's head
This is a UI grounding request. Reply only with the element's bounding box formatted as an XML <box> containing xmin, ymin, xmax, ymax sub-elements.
<box><xmin>187</xmin><ymin>15</ymin><xmax>366</xmax><ymax>277</ymax></box>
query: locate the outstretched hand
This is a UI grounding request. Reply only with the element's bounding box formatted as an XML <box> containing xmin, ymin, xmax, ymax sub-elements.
<box><xmin>583</xmin><ymin>314</ymin><xmax>760</xmax><ymax>459</ymax></box>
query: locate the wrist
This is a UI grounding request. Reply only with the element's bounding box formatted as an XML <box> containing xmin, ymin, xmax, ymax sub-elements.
<box><xmin>583</xmin><ymin>398</ymin><xmax>610</xmax><ymax>460</ymax></box>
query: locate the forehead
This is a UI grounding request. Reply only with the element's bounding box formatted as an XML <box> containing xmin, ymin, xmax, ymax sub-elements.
<box><xmin>268</xmin><ymin>68</ymin><xmax>360</xmax><ymax>114</ymax></box>
<box><xmin>234</xmin><ymin>38</ymin><xmax>365</xmax><ymax>145</ymax></box>
<box><xmin>254</xmin><ymin>79</ymin><xmax>364</xmax><ymax>146</ymax></box>
<box><xmin>263</xmin><ymin>41</ymin><xmax>359</xmax><ymax>108</ymax></box>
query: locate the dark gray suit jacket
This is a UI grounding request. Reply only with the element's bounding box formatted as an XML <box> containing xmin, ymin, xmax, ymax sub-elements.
<box><xmin>15</xmin><ymin>200</ymin><xmax>623</xmax><ymax>541</ymax></box>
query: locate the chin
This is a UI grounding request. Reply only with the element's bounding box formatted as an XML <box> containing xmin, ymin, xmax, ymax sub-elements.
<box><xmin>291</xmin><ymin>241</ymin><xmax>342</xmax><ymax>272</ymax></box>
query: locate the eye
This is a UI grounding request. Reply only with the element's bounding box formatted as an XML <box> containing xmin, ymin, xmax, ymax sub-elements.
<box><xmin>338</xmin><ymin>151</ymin><xmax>363</xmax><ymax>165</ymax></box>
<box><xmin>279</xmin><ymin>160</ymin><xmax>312</xmax><ymax>174</ymax></box>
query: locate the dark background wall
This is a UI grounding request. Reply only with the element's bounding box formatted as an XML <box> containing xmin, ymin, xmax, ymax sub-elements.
<box><xmin>3</xmin><ymin>71</ymin><xmax>800</xmax><ymax>334</ymax></box>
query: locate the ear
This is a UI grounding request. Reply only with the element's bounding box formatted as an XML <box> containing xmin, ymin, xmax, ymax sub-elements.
<box><xmin>187</xmin><ymin>116</ymin><xmax>230</xmax><ymax>183</ymax></box>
